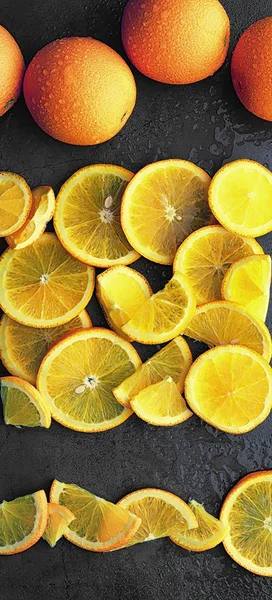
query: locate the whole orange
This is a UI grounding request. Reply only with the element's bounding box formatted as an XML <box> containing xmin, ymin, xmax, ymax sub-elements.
<box><xmin>231</xmin><ymin>17</ymin><xmax>272</xmax><ymax>122</ymax></box>
<box><xmin>23</xmin><ymin>37</ymin><xmax>136</xmax><ymax>145</ymax></box>
<box><xmin>121</xmin><ymin>0</ymin><xmax>230</xmax><ymax>84</ymax></box>
<box><xmin>0</xmin><ymin>25</ymin><xmax>25</xmax><ymax>116</ymax></box>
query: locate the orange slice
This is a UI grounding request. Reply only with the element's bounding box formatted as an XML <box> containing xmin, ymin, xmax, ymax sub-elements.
<box><xmin>113</xmin><ymin>336</ymin><xmax>192</xmax><ymax>408</ymax></box>
<box><xmin>130</xmin><ymin>377</ymin><xmax>193</xmax><ymax>426</ymax></box>
<box><xmin>122</xmin><ymin>272</ymin><xmax>196</xmax><ymax>344</ymax></box>
<box><xmin>117</xmin><ymin>488</ymin><xmax>197</xmax><ymax>546</ymax></box>
<box><xmin>1</xmin><ymin>376</ymin><xmax>51</xmax><ymax>428</ymax></box>
<box><xmin>222</xmin><ymin>254</ymin><xmax>271</xmax><ymax>322</ymax></box>
<box><xmin>42</xmin><ymin>503</ymin><xmax>75</xmax><ymax>547</ymax></box>
<box><xmin>0</xmin><ymin>171</ymin><xmax>32</xmax><ymax>237</ymax></box>
<box><xmin>171</xmin><ymin>500</ymin><xmax>229</xmax><ymax>551</ymax></box>
<box><xmin>37</xmin><ymin>328</ymin><xmax>141</xmax><ymax>432</ymax></box>
<box><xmin>184</xmin><ymin>300</ymin><xmax>271</xmax><ymax>361</ymax></box>
<box><xmin>185</xmin><ymin>345</ymin><xmax>272</xmax><ymax>434</ymax></box>
<box><xmin>54</xmin><ymin>164</ymin><xmax>139</xmax><ymax>267</ymax></box>
<box><xmin>173</xmin><ymin>225</ymin><xmax>263</xmax><ymax>304</ymax></box>
<box><xmin>220</xmin><ymin>471</ymin><xmax>272</xmax><ymax>576</ymax></box>
<box><xmin>0</xmin><ymin>233</ymin><xmax>95</xmax><ymax>328</ymax></box>
<box><xmin>96</xmin><ymin>265</ymin><xmax>152</xmax><ymax>338</ymax></box>
<box><xmin>0</xmin><ymin>490</ymin><xmax>48</xmax><ymax>555</ymax></box>
<box><xmin>6</xmin><ymin>186</ymin><xmax>55</xmax><ymax>249</ymax></box>
<box><xmin>208</xmin><ymin>159</ymin><xmax>272</xmax><ymax>237</ymax></box>
<box><xmin>0</xmin><ymin>310</ymin><xmax>92</xmax><ymax>385</ymax></box>
<box><xmin>121</xmin><ymin>159</ymin><xmax>213</xmax><ymax>264</ymax></box>
<box><xmin>50</xmin><ymin>480</ymin><xmax>141</xmax><ymax>552</ymax></box>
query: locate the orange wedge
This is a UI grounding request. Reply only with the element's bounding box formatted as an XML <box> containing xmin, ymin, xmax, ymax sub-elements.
<box><xmin>171</xmin><ymin>500</ymin><xmax>229</xmax><ymax>551</ymax></box>
<box><xmin>121</xmin><ymin>159</ymin><xmax>213</xmax><ymax>264</ymax></box>
<box><xmin>0</xmin><ymin>171</ymin><xmax>32</xmax><ymax>237</ymax></box>
<box><xmin>50</xmin><ymin>480</ymin><xmax>141</xmax><ymax>552</ymax></box>
<box><xmin>0</xmin><ymin>490</ymin><xmax>48</xmax><ymax>554</ymax></box>
<box><xmin>6</xmin><ymin>186</ymin><xmax>55</xmax><ymax>249</ymax></box>
<box><xmin>130</xmin><ymin>377</ymin><xmax>193</xmax><ymax>426</ymax></box>
<box><xmin>1</xmin><ymin>376</ymin><xmax>51</xmax><ymax>428</ymax></box>
<box><xmin>0</xmin><ymin>233</ymin><xmax>95</xmax><ymax>328</ymax></box>
<box><xmin>42</xmin><ymin>503</ymin><xmax>75</xmax><ymax>547</ymax></box>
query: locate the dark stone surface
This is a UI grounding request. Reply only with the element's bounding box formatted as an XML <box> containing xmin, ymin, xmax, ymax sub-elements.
<box><xmin>0</xmin><ymin>0</ymin><xmax>271</xmax><ymax>598</ymax></box>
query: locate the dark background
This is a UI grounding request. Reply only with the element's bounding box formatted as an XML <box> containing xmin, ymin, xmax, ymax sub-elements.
<box><xmin>0</xmin><ymin>0</ymin><xmax>272</xmax><ymax>598</ymax></box>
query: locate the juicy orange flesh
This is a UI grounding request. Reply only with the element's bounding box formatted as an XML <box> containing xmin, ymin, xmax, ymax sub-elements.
<box><xmin>191</xmin><ymin>352</ymin><xmax>269</xmax><ymax>427</ymax></box>
<box><xmin>127</xmin><ymin>166</ymin><xmax>212</xmax><ymax>259</ymax></box>
<box><xmin>223</xmin><ymin>256</ymin><xmax>271</xmax><ymax>321</ymax></box>
<box><xmin>172</xmin><ymin>501</ymin><xmax>225</xmax><ymax>546</ymax></box>
<box><xmin>184</xmin><ymin>304</ymin><xmax>271</xmax><ymax>358</ymax></box>
<box><xmin>98</xmin><ymin>272</ymin><xmax>150</xmax><ymax>329</ymax></box>
<box><xmin>175</xmin><ymin>230</ymin><xmax>261</xmax><ymax>304</ymax></box>
<box><xmin>0</xmin><ymin>313</ymin><xmax>90</xmax><ymax>384</ymax></box>
<box><xmin>122</xmin><ymin>497</ymin><xmax>189</xmax><ymax>545</ymax></box>
<box><xmin>7</xmin><ymin>187</ymin><xmax>54</xmax><ymax>246</ymax></box>
<box><xmin>2</xmin><ymin>237</ymin><xmax>90</xmax><ymax>320</ymax></box>
<box><xmin>228</xmin><ymin>481</ymin><xmax>272</xmax><ymax>567</ymax></box>
<box><xmin>61</xmin><ymin>173</ymin><xmax>134</xmax><ymax>260</ymax></box>
<box><xmin>45</xmin><ymin>337</ymin><xmax>135</xmax><ymax>423</ymax></box>
<box><xmin>214</xmin><ymin>167</ymin><xmax>272</xmax><ymax>227</ymax></box>
<box><xmin>0</xmin><ymin>181</ymin><xmax>27</xmax><ymax>231</ymax></box>
<box><xmin>57</xmin><ymin>484</ymin><xmax>133</xmax><ymax>543</ymax></box>
<box><xmin>43</xmin><ymin>504</ymin><xmax>75</xmax><ymax>547</ymax></box>
<box><xmin>0</xmin><ymin>495</ymin><xmax>36</xmax><ymax>547</ymax></box>
<box><xmin>124</xmin><ymin>278</ymin><xmax>189</xmax><ymax>334</ymax></box>
<box><xmin>132</xmin><ymin>378</ymin><xmax>190</xmax><ymax>420</ymax></box>
<box><xmin>1</xmin><ymin>384</ymin><xmax>42</xmax><ymax>426</ymax></box>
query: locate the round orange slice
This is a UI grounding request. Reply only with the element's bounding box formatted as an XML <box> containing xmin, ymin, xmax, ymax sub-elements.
<box><xmin>6</xmin><ymin>186</ymin><xmax>55</xmax><ymax>249</ymax></box>
<box><xmin>0</xmin><ymin>171</ymin><xmax>32</xmax><ymax>237</ymax></box>
<box><xmin>0</xmin><ymin>233</ymin><xmax>95</xmax><ymax>328</ymax></box>
<box><xmin>208</xmin><ymin>159</ymin><xmax>272</xmax><ymax>237</ymax></box>
<box><xmin>37</xmin><ymin>328</ymin><xmax>141</xmax><ymax>432</ymax></box>
<box><xmin>0</xmin><ymin>490</ymin><xmax>48</xmax><ymax>555</ymax></box>
<box><xmin>121</xmin><ymin>159</ymin><xmax>213</xmax><ymax>264</ymax></box>
<box><xmin>220</xmin><ymin>471</ymin><xmax>272</xmax><ymax>576</ymax></box>
<box><xmin>54</xmin><ymin>164</ymin><xmax>139</xmax><ymax>267</ymax></box>
<box><xmin>185</xmin><ymin>345</ymin><xmax>272</xmax><ymax>434</ymax></box>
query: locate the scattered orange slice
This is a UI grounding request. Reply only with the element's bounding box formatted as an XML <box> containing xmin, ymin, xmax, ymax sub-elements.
<box><xmin>42</xmin><ymin>503</ymin><xmax>75</xmax><ymax>548</ymax></box>
<box><xmin>0</xmin><ymin>310</ymin><xmax>92</xmax><ymax>385</ymax></box>
<box><xmin>171</xmin><ymin>500</ymin><xmax>229</xmax><ymax>552</ymax></box>
<box><xmin>130</xmin><ymin>377</ymin><xmax>193</xmax><ymax>426</ymax></box>
<box><xmin>54</xmin><ymin>164</ymin><xmax>139</xmax><ymax>267</ymax></box>
<box><xmin>1</xmin><ymin>376</ymin><xmax>51</xmax><ymax>428</ymax></box>
<box><xmin>0</xmin><ymin>490</ymin><xmax>48</xmax><ymax>555</ymax></box>
<box><xmin>121</xmin><ymin>159</ymin><xmax>213</xmax><ymax>265</ymax></box>
<box><xmin>208</xmin><ymin>159</ymin><xmax>272</xmax><ymax>237</ymax></box>
<box><xmin>222</xmin><ymin>254</ymin><xmax>271</xmax><ymax>322</ymax></box>
<box><xmin>184</xmin><ymin>300</ymin><xmax>271</xmax><ymax>361</ymax></box>
<box><xmin>173</xmin><ymin>225</ymin><xmax>263</xmax><ymax>304</ymax></box>
<box><xmin>113</xmin><ymin>336</ymin><xmax>192</xmax><ymax>408</ymax></box>
<box><xmin>122</xmin><ymin>273</ymin><xmax>196</xmax><ymax>344</ymax></box>
<box><xmin>96</xmin><ymin>265</ymin><xmax>152</xmax><ymax>338</ymax></box>
<box><xmin>6</xmin><ymin>186</ymin><xmax>55</xmax><ymax>249</ymax></box>
<box><xmin>220</xmin><ymin>471</ymin><xmax>272</xmax><ymax>576</ymax></box>
<box><xmin>117</xmin><ymin>488</ymin><xmax>197</xmax><ymax>546</ymax></box>
<box><xmin>185</xmin><ymin>345</ymin><xmax>272</xmax><ymax>434</ymax></box>
<box><xmin>0</xmin><ymin>171</ymin><xmax>32</xmax><ymax>237</ymax></box>
<box><xmin>37</xmin><ymin>328</ymin><xmax>141</xmax><ymax>432</ymax></box>
<box><xmin>50</xmin><ymin>480</ymin><xmax>141</xmax><ymax>552</ymax></box>
<box><xmin>0</xmin><ymin>233</ymin><xmax>95</xmax><ymax>328</ymax></box>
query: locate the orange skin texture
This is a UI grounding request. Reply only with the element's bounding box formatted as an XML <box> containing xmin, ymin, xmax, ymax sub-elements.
<box><xmin>231</xmin><ymin>17</ymin><xmax>272</xmax><ymax>122</ymax></box>
<box><xmin>0</xmin><ymin>25</ymin><xmax>25</xmax><ymax>116</ymax></box>
<box><xmin>23</xmin><ymin>37</ymin><xmax>136</xmax><ymax>145</ymax></box>
<box><xmin>122</xmin><ymin>0</ymin><xmax>230</xmax><ymax>84</ymax></box>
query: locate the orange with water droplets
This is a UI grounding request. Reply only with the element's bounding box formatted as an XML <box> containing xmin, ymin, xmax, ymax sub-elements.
<box><xmin>23</xmin><ymin>37</ymin><xmax>136</xmax><ymax>145</ymax></box>
<box><xmin>0</xmin><ymin>25</ymin><xmax>25</xmax><ymax>116</ymax></box>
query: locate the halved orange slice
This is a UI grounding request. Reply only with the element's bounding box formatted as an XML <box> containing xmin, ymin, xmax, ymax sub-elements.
<box><xmin>0</xmin><ymin>490</ymin><xmax>48</xmax><ymax>555</ymax></box>
<box><xmin>171</xmin><ymin>500</ymin><xmax>229</xmax><ymax>551</ymax></box>
<box><xmin>0</xmin><ymin>171</ymin><xmax>32</xmax><ymax>237</ymax></box>
<box><xmin>6</xmin><ymin>186</ymin><xmax>55</xmax><ymax>249</ymax></box>
<box><xmin>50</xmin><ymin>480</ymin><xmax>141</xmax><ymax>552</ymax></box>
<box><xmin>1</xmin><ymin>376</ymin><xmax>51</xmax><ymax>428</ymax></box>
<box><xmin>130</xmin><ymin>377</ymin><xmax>193</xmax><ymax>426</ymax></box>
<box><xmin>42</xmin><ymin>503</ymin><xmax>75</xmax><ymax>547</ymax></box>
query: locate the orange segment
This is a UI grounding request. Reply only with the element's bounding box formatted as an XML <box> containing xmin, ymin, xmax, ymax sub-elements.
<box><xmin>6</xmin><ymin>186</ymin><xmax>55</xmax><ymax>249</ymax></box>
<box><xmin>184</xmin><ymin>300</ymin><xmax>272</xmax><ymax>361</ymax></box>
<box><xmin>121</xmin><ymin>159</ymin><xmax>213</xmax><ymax>264</ymax></box>
<box><xmin>50</xmin><ymin>480</ymin><xmax>141</xmax><ymax>552</ymax></box>
<box><xmin>0</xmin><ymin>171</ymin><xmax>32</xmax><ymax>237</ymax></box>
<box><xmin>222</xmin><ymin>254</ymin><xmax>271</xmax><ymax>322</ymax></box>
<box><xmin>0</xmin><ymin>233</ymin><xmax>95</xmax><ymax>328</ymax></box>
<box><xmin>0</xmin><ymin>490</ymin><xmax>48</xmax><ymax>555</ymax></box>
<box><xmin>54</xmin><ymin>164</ymin><xmax>139</xmax><ymax>267</ymax></box>
<box><xmin>1</xmin><ymin>376</ymin><xmax>51</xmax><ymax>428</ymax></box>
<box><xmin>130</xmin><ymin>377</ymin><xmax>193</xmax><ymax>426</ymax></box>
<box><xmin>208</xmin><ymin>160</ymin><xmax>272</xmax><ymax>237</ymax></box>
<box><xmin>171</xmin><ymin>500</ymin><xmax>229</xmax><ymax>551</ymax></box>
<box><xmin>173</xmin><ymin>225</ymin><xmax>263</xmax><ymax>304</ymax></box>
<box><xmin>220</xmin><ymin>471</ymin><xmax>272</xmax><ymax>576</ymax></box>
<box><xmin>185</xmin><ymin>345</ymin><xmax>272</xmax><ymax>434</ymax></box>
<box><xmin>42</xmin><ymin>503</ymin><xmax>75</xmax><ymax>547</ymax></box>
